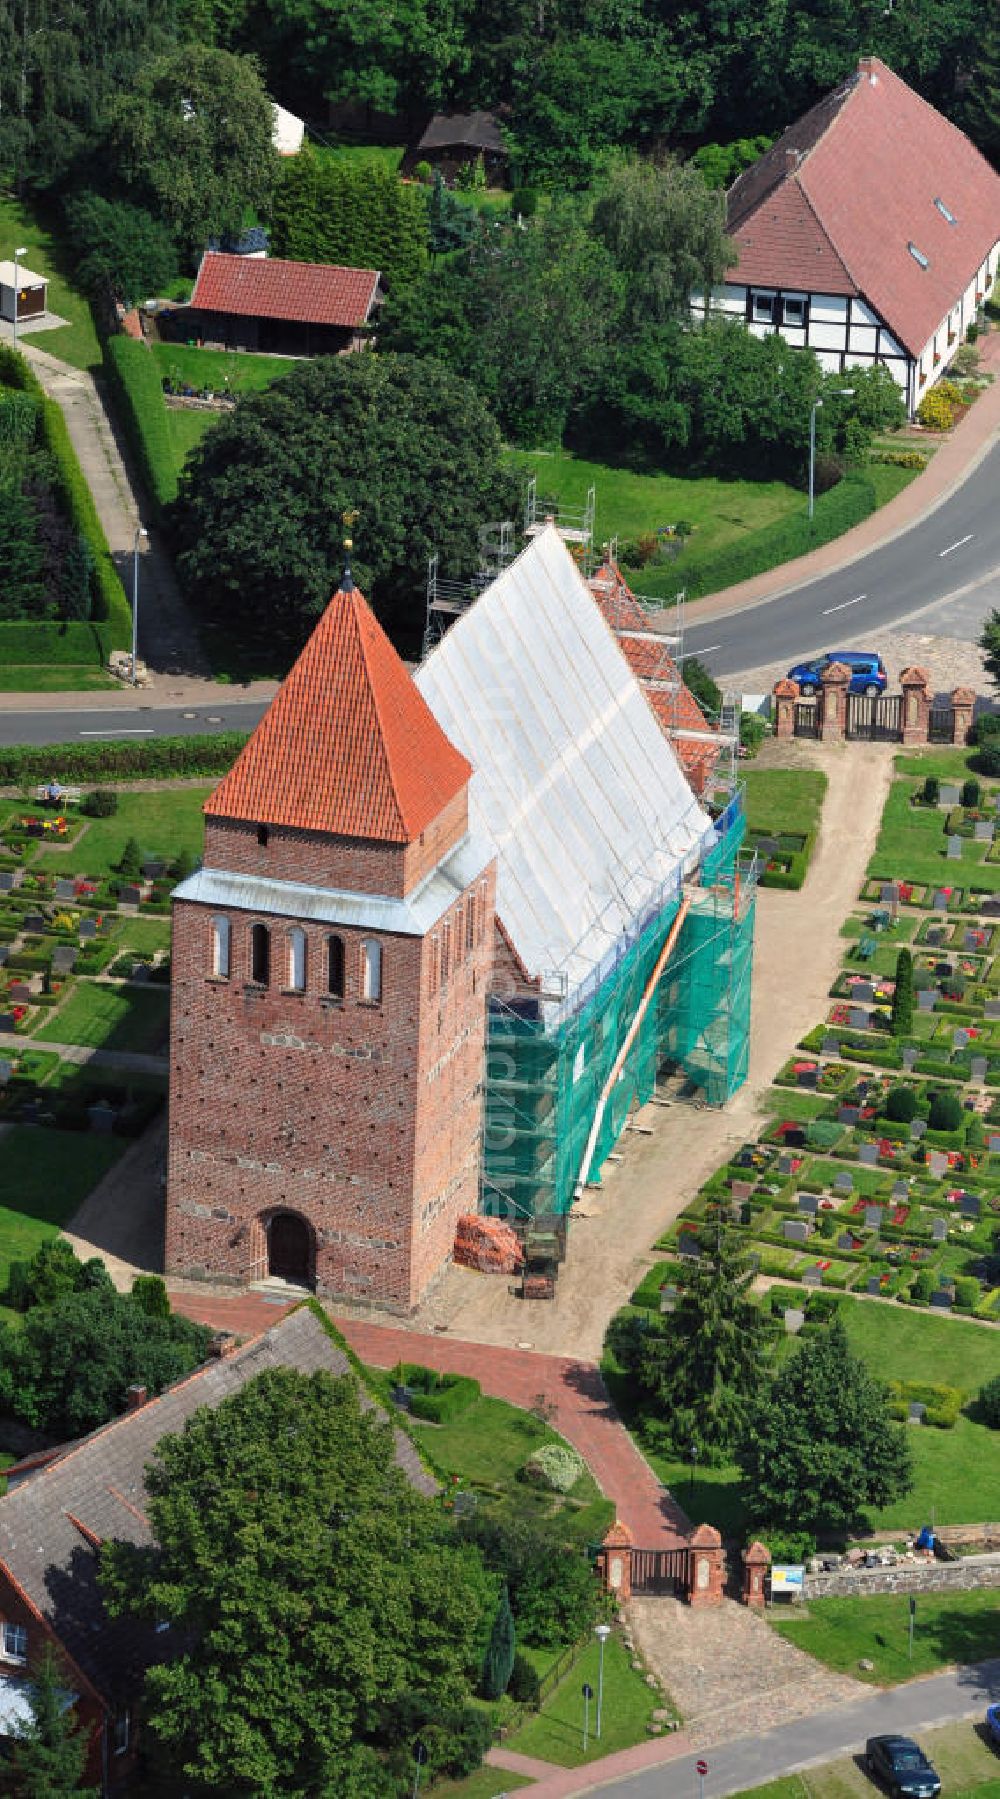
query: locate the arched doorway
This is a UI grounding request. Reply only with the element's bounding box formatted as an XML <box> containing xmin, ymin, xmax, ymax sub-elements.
<box><xmin>266</xmin><ymin>1211</ymin><xmax>314</xmax><ymax>1286</ymax></box>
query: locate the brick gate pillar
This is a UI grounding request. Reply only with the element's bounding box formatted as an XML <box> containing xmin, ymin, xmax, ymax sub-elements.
<box><xmin>900</xmin><ymin>666</ymin><xmax>931</xmax><ymax>747</ymax></box>
<box><xmin>597</xmin><ymin>1520</ymin><xmax>634</xmax><ymax>1600</ymax></box>
<box><xmin>951</xmin><ymin>687</ymin><xmax>975</xmax><ymax>746</ymax></box>
<box><xmin>819</xmin><ymin>661</ymin><xmax>850</xmax><ymax>743</ymax></box>
<box><xmin>686</xmin><ymin>1523</ymin><xmax>725</xmax><ymax>1608</ymax></box>
<box><xmin>772</xmin><ymin>678</ymin><xmax>799</xmax><ymax>740</ymax></box>
<box><xmin>741</xmin><ymin>1540</ymin><xmax>771</xmax><ymax>1609</ymax></box>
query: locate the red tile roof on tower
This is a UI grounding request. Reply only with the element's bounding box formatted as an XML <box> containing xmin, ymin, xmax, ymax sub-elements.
<box><xmin>207</xmin><ymin>577</ymin><xmax>471</xmax><ymax>842</ymax></box>
<box><xmin>726</xmin><ymin>57</ymin><xmax>1000</xmax><ymax>357</ymax></box>
<box><xmin>588</xmin><ymin>563</ymin><xmax>720</xmax><ymax>797</ymax></box>
<box><xmin>190</xmin><ymin>251</ymin><xmax>380</xmax><ymax>328</ymax></box>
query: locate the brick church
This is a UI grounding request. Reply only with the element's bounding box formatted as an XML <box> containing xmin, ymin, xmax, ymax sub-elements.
<box><xmin>166</xmin><ymin>527</ymin><xmax>746</xmax><ymax>1310</ymax></box>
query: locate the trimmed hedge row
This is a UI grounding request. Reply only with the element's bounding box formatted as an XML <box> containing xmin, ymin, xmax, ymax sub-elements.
<box><xmin>680</xmin><ymin>474</ymin><xmax>877</xmax><ymax>601</ymax></box>
<box><xmin>887</xmin><ymin>1378</ymin><xmax>962</xmax><ymax>1428</ymax></box>
<box><xmin>0</xmin><ymin>731</ymin><xmax>248</xmax><ymax>784</ymax></box>
<box><xmin>758</xmin><ymin>825</ymin><xmax>819</xmax><ymax>892</ymax></box>
<box><xmin>103</xmin><ymin>335</ymin><xmax>178</xmax><ymax>520</ymax></box>
<box><xmin>0</xmin><ymin>344</ymin><xmax>131</xmax><ymax>658</ymax></box>
<box><xmin>393</xmin><ymin>1362</ymin><xmax>481</xmax><ymax>1423</ymax></box>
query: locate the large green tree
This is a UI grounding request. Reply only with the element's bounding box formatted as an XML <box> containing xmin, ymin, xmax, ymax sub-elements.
<box><xmin>65</xmin><ymin>192</ymin><xmax>179</xmax><ymax>310</ymax></box>
<box><xmin>100</xmin><ymin>1366</ymin><xmax>495</xmax><ymax>1797</ymax></box>
<box><xmin>978</xmin><ymin>609</ymin><xmax>1000</xmax><ymax>694</ymax></box>
<box><xmin>737</xmin><ymin>1318</ymin><xmax>913</xmax><ymax>1532</ymax></box>
<box><xmin>592</xmin><ymin>157</ymin><xmax>733</xmax><ymax>324</ymax></box>
<box><xmin>963</xmin><ymin>15</ymin><xmax>1000</xmax><ymax>166</ymax></box>
<box><xmin>270</xmin><ymin>148</ymin><xmax>428</xmax><ymax>290</ymax></box>
<box><xmin>110</xmin><ymin>42</ymin><xmax>277</xmax><ymax>254</ymax></box>
<box><xmin>171</xmin><ymin>352</ymin><xmax>522</xmax><ymax>651</ymax></box>
<box><xmin>8</xmin><ymin>1644</ymin><xmax>96</xmax><ymax>1798</ymax></box>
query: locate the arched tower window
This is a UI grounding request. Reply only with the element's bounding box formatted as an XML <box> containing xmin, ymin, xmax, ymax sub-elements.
<box><xmin>211</xmin><ymin>914</ymin><xmax>230</xmax><ymax>980</ymax></box>
<box><xmin>250</xmin><ymin>923</ymin><xmax>270</xmax><ymax>986</ymax></box>
<box><xmin>361</xmin><ymin>938</ymin><xmax>382</xmax><ymax>1003</ymax></box>
<box><xmin>327</xmin><ymin>935</ymin><xmax>345</xmax><ymax>999</ymax></box>
<box><xmin>288</xmin><ymin>927</ymin><xmax>307</xmax><ymax>992</ymax></box>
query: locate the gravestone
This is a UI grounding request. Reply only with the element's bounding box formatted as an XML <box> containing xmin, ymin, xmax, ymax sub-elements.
<box><xmin>928</xmin><ymin>1149</ymin><xmax>949</xmax><ymax>1178</ymax></box>
<box><xmin>131</xmin><ymin>962</ymin><xmax>148</xmax><ymax>984</ymax></box>
<box><xmin>0</xmin><ymin>873</ymin><xmax>14</xmax><ymax>892</ymax></box>
<box><xmin>822</xmin><ymin>1036</ymin><xmax>841</xmax><ymax>1057</ymax></box>
<box><xmin>143</xmin><ymin>859</ymin><xmax>165</xmax><ymax>879</ymax></box>
<box><xmin>0</xmin><ymin>1015</ymin><xmax>15</xmax><ymax>1033</ymax></box>
<box><xmin>0</xmin><ymin>1060</ymin><xmax>11</xmax><ymax>1084</ymax></box>
<box><xmin>784</xmin><ymin>1309</ymin><xmax>806</xmax><ymax>1335</ymax></box>
<box><xmin>783</xmin><ymin>1219</ymin><xmax>810</xmax><ymax>1242</ymax></box>
<box><xmin>972</xmin><ymin>1056</ymin><xmax>988</xmax><ymax>1083</ymax></box>
<box><xmin>784</xmin><ymin>1127</ymin><xmax>806</xmax><ymax>1148</ymax></box>
<box><xmin>777</xmin><ymin>1154</ymin><xmax>796</xmax><ymax>1175</ymax></box>
<box><xmin>864</xmin><ymin>1204</ymin><xmax>883</xmax><ymax>1229</ymax></box>
<box><xmin>902</xmin><ymin>1046</ymin><xmax>918</xmax><ymax>1070</ymax></box>
<box><xmin>989</xmin><ymin>1133</ymin><xmax>1000</xmax><ymax>1153</ymax></box>
<box><xmin>961</xmin><ymin>1193</ymin><xmax>982</xmax><ymax>1218</ymax></box>
<box><xmin>940</xmin><ymin>784</ymin><xmax>960</xmax><ymax>804</ymax></box>
<box><xmin>975</xmin><ymin>821</ymin><xmax>994</xmax><ymax>842</ymax></box>
<box><xmin>933</xmin><ymin>890</ymin><xmax>949</xmax><ymax>911</ymax></box>
<box><xmin>911</xmin><ymin>1118</ymin><xmax>927</xmax><ymax>1139</ymax></box>
<box><xmin>854</xmin><ymin>981</ymin><xmax>875</xmax><ymax>1004</ymax></box>
<box><xmin>798</xmin><ymin>1193</ymin><xmax>819</xmax><ymax>1215</ymax></box>
<box><xmin>868</xmin><ymin>1276</ymin><xmax>883</xmax><ymax>1297</ymax></box>
<box><xmin>678</xmin><ymin>1234</ymin><xmax>702</xmax><ymax>1260</ymax></box>
<box><xmin>965</xmin><ymin>928</ymin><xmax>984</xmax><ymax>948</ymax></box>
<box><xmin>0</xmin><ymin>946</ymin><xmax>8</xmax><ymax>968</ymax></box>
<box><xmin>881</xmin><ymin>883</ymin><xmax>899</xmax><ymax>905</ymax></box>
<box><xmin>8</xmin><ymin>983</ymin><xmax>31</xmax><ymax>1003</ymax></box>
<box><xmin>51</xmin><ymin>946</ymin><xmax>75</xmax><ymax>974</ymax></box>
<box><xmin>78</xmin><ymin>918</ymin><xmax>97</xmax><ymax>940</ymax></box>
<box><xmin>87</xmin><ymin>1101</ymin><xmax>116</xmax><ymax>1135</ymax></box>
<box><xmin>838</xmin><ymin>1232</ymin><xmax>857</xmax><ymax>1251</ymax></box>
<box><xmin>926</xmin><ymin>926</ymin><xmax>945</xmax><ymax>944</ymax></box>
<box><xmin>659</xmin><ymin>1285</ymin><xmax>680</xmax><ymax>1314</ymax></box>
<box><xmin>797</xmin><ymin>1067</ymin><xmax>819</xmax><ymax>1089</ymax></box>
<box><xmin>802</xmin><ymin>1268</ymin><xmax>822</xmax><ymax>1286</ymax></box>
<box><xmin>453</xmin><ymin>1490</ymin><xmax>478</xmax><ymax>1519</ymax></box>
<box><xmin>20</xmin><ymin>1098</ymin><xmax>40</xmax><ymax>1123</ymax></box>
<box><xmin>119</xmin><ymin>884</ymin><xmax>142</xmax><ymax>906</ymax></box>
<box><xmin>930</xmin><ymin>1290</ymin><xmax>952</xmax><ymax>1310</ymax></box>
<box><xmin>918</xmin><ymin>989</ymin><xmax>936</xmax><ymax>1012</ymax></box>
<box><xmin>909</xmin><ymin>1401</ymin><xmax>927</xmax><ymax>1423</ymax></box>
<box><xmin>731</xmin><ymin>1180</ymin><xmax>753</xmax><ymax>1201</ymax></box>
<box><xmin>849</xmin><ymin>1007</ymin><xmax>869</xmax><ymax>1029</ymax></box>
<box><xmin>948</xmin><ymin>835</ymin><xmax>963</xmax><ymax>860</ymax></box>
<box><xmin>839</xmin><ymin>1106</ymin><xmax>861</xmax><ymax>1126</ymax></box>
<box><xmin>859</xmin><ymin>1143</ymin><xmax>879</xmax><ymax>1166</ymax></box>
<box><xmin>931</xmin><ymin>1215</ymin><xmax>949</xmax><ymax>1242</ymax></box>
<box><xmin>54</xmin><ymin>878</ymin><xmax>75</xmax><ymax>901</ymax></box>
<box><xmin>892</xmin><ymin>1180</ymin><xmax>909</xmax><ymax>1201</ymax></box>
<box><xmin>954</xmin><ymin>1028</ymin><xmax>970</xmax><ymax>1049</ymax></box>
<box><xmin>985</xmin><ymin>999</ymin><xmax>1000</xmax><ymax>1020</ymax></box>
<box><xmin>23</xmin><ymin>913</ymin><xmax>44</xmax><ymax>933</ymax></box>
<box><xmin>834</xmin><ymin>1171</ymin><xmax>854</xmax><ymax>1193</ymax></box>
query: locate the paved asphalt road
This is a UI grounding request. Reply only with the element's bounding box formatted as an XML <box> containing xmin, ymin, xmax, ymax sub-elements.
<box><xmin>682</xmin><ymin>441</ymin><xmax>1000</xmax><ymax>680</ymax></box>
<box><xmin>0</xmin><ymin>700</ymin><xmax>270</xmax><ymax>747</ymax></box>
<box><xmin>594</xmin><ymin>1659</ymin><xmax>1000</xmax><ymax>1799</ymax></box>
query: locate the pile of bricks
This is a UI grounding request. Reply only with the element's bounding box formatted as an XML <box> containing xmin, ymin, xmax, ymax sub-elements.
<box><xmin>453</xmin><ymin>1215</ymin><xmax>523</xmax><ymax>1275</ymax></box>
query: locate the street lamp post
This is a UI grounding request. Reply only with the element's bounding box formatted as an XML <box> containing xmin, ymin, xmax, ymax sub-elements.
<box><xmin>808</xmin><ymin>388</ymin><xmax>855</xmax><ymax>522</ymax></box>
<box><xmin>594</xmin><ymin>1623</ymin><xmax>611</xmax><ymax>1738</ymax></box>
<box><xmin>689</xmin><ymin>1443</ymin><xmax>699</xmax><ymax>1497</ymax></box>
<box><xmin>131</xmin><ymin>525</ymin><xmax>148</xmax><ymax>686</ymax></box>
<box><xmin>12</xmin><ymin>247</ymin><xmax>26</xmax><ymax>348</ymax></box>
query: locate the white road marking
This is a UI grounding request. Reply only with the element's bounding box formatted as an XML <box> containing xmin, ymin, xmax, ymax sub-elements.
<box><xmin>822</xmin><ymin>594</ymin><xmax>866</xmax><ymax>615</ymax></box>
<box><xmin>78</xmin><ymin>728</ymin><xmax>156</xmax><ymax>737</ymax></box>
<box><xmin>681</xmin><ymin>644</ymin><xmax>721</xmax><ymax>657</ymax></box>
<box><xmin>939</xmin><ymin>533</ymin><xmax>973</xmax><ymax>557</ymax></box>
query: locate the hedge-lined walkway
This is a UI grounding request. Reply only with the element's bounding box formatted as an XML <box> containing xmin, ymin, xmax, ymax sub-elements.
<box><xmin>20</xmin><ymin>342</ymin><xmax>210</xmax><ymax>680</ymax></box>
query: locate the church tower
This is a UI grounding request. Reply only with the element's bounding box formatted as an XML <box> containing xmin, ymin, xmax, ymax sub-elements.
<box><xmin>165</xmin><ymin>574</ymin><xmax>495</xmax><ymax>1310</ymax></box>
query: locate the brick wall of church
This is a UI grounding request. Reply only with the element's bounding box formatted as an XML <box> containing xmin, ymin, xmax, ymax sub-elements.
<box><xmin>165</xmin><ymin>857</ymin><xmax>495</xmax><ymax>1311</ymax></box>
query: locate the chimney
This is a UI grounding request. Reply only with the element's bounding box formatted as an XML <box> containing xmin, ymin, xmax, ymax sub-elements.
<box><xmin>125</xmin><ymin>1383</ymin><xmax>148</xmax><ymax>1412</ymax></box>
<box><xmin>785</xmin><ymin>148</ymin><xmax>801</xmax><ymax>172</ymax></box>
<box><xmin>858</xmin><ymin>55</ymin><xmax>878</xmax><ymax>84</ymax></box>
<box><xmin>210</xmin><ymin>1331</ymin><xmax>239</xmax><ymax>1358</ymax></box>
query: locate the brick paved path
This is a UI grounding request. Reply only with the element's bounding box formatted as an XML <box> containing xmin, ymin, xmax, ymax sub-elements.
<box><xmin>168</xmin><ymin>1292</ymin><xmax>690</xmax><ymax>1549</ymax></box>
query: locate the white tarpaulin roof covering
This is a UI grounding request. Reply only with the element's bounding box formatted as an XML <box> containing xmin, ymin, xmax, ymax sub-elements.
<box><xmin>416</xmin><ymin>526</ymin><xmax>715</xmax><ymax>995</ymax></box>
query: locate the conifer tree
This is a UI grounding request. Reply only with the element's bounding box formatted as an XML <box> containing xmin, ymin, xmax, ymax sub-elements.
<box><xmin>963</xmin><ymin>18</ymin><xmax>1000</xmax><ymax>167</ymax></box>
<box><xmin>8</xmin><ymin>1645</ymin><xmax>95</xmax><ymax>1797</ymax></box>
<box><xmin>482</xmin><ymin>1584</ymin><xmax>516</xmax><ymax>1700</ymax></box>
<box><xmin>891</xmin><ymin>947</ymin><xmax>914</xmax><ymax>1038</ymax></box>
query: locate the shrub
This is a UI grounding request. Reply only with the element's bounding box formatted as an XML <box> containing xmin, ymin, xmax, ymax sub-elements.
<box><xmin>762</xmin><ymin>1530</ymin><xmax>816</xmax><ymax>1564</ymax></box>
<box><xmin>394</xmin><ymin>1362</ymin><xmax>481</xmax><ymax>1422</ymax></box>
<box><xmin>103</xmin><ymin>335</ymin><xmax>178</xmax><ymax>519</ymax></box>
<box><xmin>916</xmin><ymin>387</ymin><xmax>958</xmax><ymax>430</ymax></box>
<box><xmin>131</xmin><ymin>1273</ymin><xmax>171</xmax><ymax>1318</ymax></box>
<box><xmin>967</xmin><ymin>322</ymin><xmax>979</xmax><ymax>343</ymax></box>
<box><xmin>117</xmin><ymin>836</ymin><xmax>143</xmax><ymax>879</ymax></box>
<box><xmin>677</xmin><ymin>474</ymin><xmax>877</xmax><ymax>598</ymax></box>
<box><xmin>511</xmin><ymin>186</ymin><xmax>538</xmax><ymax>217</ymax></box>
<box><xmin>414</xmin><ymin>159</ymin><xmax>433</xmax><ymax>183</ymax></box>
<box><xmin>891</xmin><ymin>949</ymin><xmax>914</xmax><ymax>1037</ymax></box>
<box><xmin>81</xmin><ymin>788</ymin><xmax>118</xmax><ymax>817</ymax></box>
<box><xmin>923</xmin><ymin>775</ymin><xmax>940</xmax><ymax>805</ymax></box>
<box><xmin>884</xmin><ymin>1084</ymin><xmax>917</xmax><ymax>1123</ymax></box>
<box><xmin>888</xmin><ymin>1378</ymin><xmax>962</xmax><ymax>1427</ymax></box>
<box><xmin>953</xmin><ymin>1276</ymin><xmax>980</xmax><ymax>1313</ymax></box>
<box><xmin>740</xmin><ymin>712</ymin><xmax>769</xmax><ymax>758</ymax></box>
<box><xmin>508</xmin><ymin>1649</ymin><xmax>541</xmax><ymax>1706</ymax></box>
<box><xmin>522</xmin><ymin>1443</ymin><xmax>584</xmax><ymax>1493</ymax></box>
<box><xmin>0</xmin><ymin>733</ymin><xmax>248</xmax><ymax>785</ymax></box>
<box><xmin>979</xmin><ymin>1373</ymin><xmax>1000</xmax><ymax>1427</ymax></box>
<box><xmin>928</xmin><ymin>1088</ymin><xmax>962</xmax><ymax>1132</ymax></box>
<box><xmin>912</xmin><ymin>1268</ymin><xmax>937</xmax><ymax>1304</ymax></box>
<box><xmin>975</xmin><ymin>743</ymin><xmax>1000</xmax><ymax>777</ymax></box>
<box><xmin>962</xmin><ymin>778</ymin><xmax>981</xmax><ymax>808</ymax></box>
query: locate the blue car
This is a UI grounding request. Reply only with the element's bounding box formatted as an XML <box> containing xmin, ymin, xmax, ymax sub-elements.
<box><xmin>787</xmin><ymin>650</ymin><xmax>888</xmax><ymax>696</ymax></box>
<box><xmin>986</xmin><ymin>1704</ymin><xmax>1000</xmax><ymax>1747</ymax></box>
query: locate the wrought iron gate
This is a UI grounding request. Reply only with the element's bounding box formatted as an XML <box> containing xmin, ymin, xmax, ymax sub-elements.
<box><xmin>630</xmin><ymin>1548</ymin><xmax>690</xmax><ymax>1595</ymax></box>
<box><xmin>793</xmin><ymin>701</ymin><xmax>820</xmax><ymax>739</ymax></box>
<box><xmin>928</xmin><ymin>708</ymin><xmax>956</xmax><ymax>744</ymax></box>
<box><xmin>846</xmin><ymin>693</ymin><xmax>903</xmax><ymax>742</ymax></box>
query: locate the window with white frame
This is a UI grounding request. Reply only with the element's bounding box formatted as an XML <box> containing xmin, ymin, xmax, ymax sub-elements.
<box><xmin>2</xmin><ymin>1622</ymin><xmax>27</xmax><ymax>1663</ymax></box>
<box><xmin>361</xmin><ymin>938</ymin><xmax>382</xmax><ymax>1003</ymax></box>
<box><xmin>782</xmin><ymin>295</ymin><xmax>807</xmax><ymax>325</ymax></box>
<box><xmin>751</xmin><ymin>290</ymin><xmax>775</xmax><ymax>322</ymax></box>
<box><xmin>288</xmin><ymin>927</ymin><xmax>307</xmax><ymax>992</ymax></box>
<box><xmin>211</xmin><ymin>914</ymin><xmax>230</xmax><ymax>980</ymax></box>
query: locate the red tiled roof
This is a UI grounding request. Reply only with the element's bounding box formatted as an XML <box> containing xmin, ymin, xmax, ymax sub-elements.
<box><xmin>588</xmin><ymin>564</ymin><xmax>720</xmax><ymax>797</ymax></box>
<box><xmin>208</xmin><ymin>580</ymin><xmax>471</xmax><ymax>843</ymax></box>
<box><xmin>726</xmin><ymin>58</ymin><xmax>1000</xmax><ymax>357</ymax></box>
<box><xmin>190</xmin><ymin>252</ymin><xmax>379</xmax><ymax>329</ymax></box>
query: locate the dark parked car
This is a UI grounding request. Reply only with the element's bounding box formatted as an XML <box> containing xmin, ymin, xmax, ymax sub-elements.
<box><xmin>865</xmin><ymin>1736</ymin><xmax>942</xmax><ymax>1799</ymax></box>
<box><xmin>986</xmin><ymin>1704</ymin><xmax>1000</xmax><ymax>1747</ymax></box>
<box><xmin>787</xmin><ymin>650</ymin><xmax>888</xmax><ymax>695</ymax></box>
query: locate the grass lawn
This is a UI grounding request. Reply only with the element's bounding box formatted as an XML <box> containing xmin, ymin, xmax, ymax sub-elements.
<box><xmin>0</xmin><ymin>666</ymin><xmax>117</xmax><ymax>693</ymax></box>
<box><xmin>896</xmin><ymin>749</ymin><xmax>981</xmax><ymax>780</ymax></box>
<box><xmin>36</xmin><ymin>985</ymin><xmax>170</xmax><ymax>1055</ymax></box>
<box><xmin>0</xmin><ymin>1124</ymin><xmax>125</xmax><ymax>1292</ymax></box>
<box><xmin>35</xmin><ymin>786</ymin><xmax>212</xmax><ymax>879</ymax></box>
<box><xmin>113</xmin><ymin>916</ymin><xmax>173</xmax><ymax>955</ymax></box>
<box><xmin>869</xmin><ymin>779</ymin><xmax>1000</xmax><ymax>890</ymax></box>
<box><xmin>730</xmin><ymin>1724</ymin><xmax>1000</xmax><ymax>1799</ymax></box>
<box><xmin>838</xmin><ymin>1289</ymin><xmax>1000</xmax><ymax>1395</ymax></box>
<box><xmin>150</xmin><ymin>344</ymin><xmax>297</xmax><ymax>480</ymax></box>
<box><xmin>743</xmin><ymin>768</ymin><xmax>828</xmax><ymax>837</ymax></box>
<box><xmin>165</xmin><ymin>405</ymin><xmax>215</xmax><ymax>475</ymax></box>
<box><xmin>0</xmin><ymin>194</ymin><xmax>102</xmax><ymax>371</ymax></box>
<box><xmin>771</xmin><ymin>1590</ymin><xmax>1000</xmax><ymax>1685</ymax></box>
<box><xmin>310</xmin><ymin>141</ymin><xmax>405</xmax><ymax>173</ymax></box>
<box><xmin>428</xmin><ymin>1772</ymin><xmax>531</xmax><ymax>1799</ymax></box>
<box><xmin>503</xmin><ymin>1633</ymin><xmax>660</xmax><ymax>1766</ymax></box>
<box><xmin>504</xmin><ymin>448</ymin><xmax>801</xmax><ymax>567</ymax></box>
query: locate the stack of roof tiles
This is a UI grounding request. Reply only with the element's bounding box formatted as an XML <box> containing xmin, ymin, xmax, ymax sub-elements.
<box><xmin>453</xmin><ymin>1214</ymin><xmax>524</xmax><ymax>1274</ymax></box>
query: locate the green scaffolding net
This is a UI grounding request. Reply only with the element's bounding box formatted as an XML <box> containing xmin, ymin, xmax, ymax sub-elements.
<box><xmin>482</xmin><ymin>799</ymin><xmax>755</xmax><ymax>1223</ymax></box>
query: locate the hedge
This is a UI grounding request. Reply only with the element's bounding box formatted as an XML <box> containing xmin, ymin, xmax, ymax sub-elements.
<box><xmin>887</xmin><ymin>1378</ymin><xmax>962</xmax><ymax>1428</ymax></box>
<box><xmin>103</xmin><ymin>335</ymin><xmax>178</xmax><ymax>520</ymax></box>
<box><xmin>0</xmin><ymin>731</ymin><xmax>248</xmax><ymax>784</ymax></box>
<box><xmin>681</xmin><ymin>474</ymin><xmax>878</xmax><ymax>600</ymax></box>
<box><xmin>0</xmin><ymin>344</ymin><xmax>131</xmax><ymax>658</ymax></box>
<box><xmin>758</xmin><ymin>825</ymin><xmax>819</xmax><ymax>892</ymax></box>
<box><xmin>392</xmin><ymin>1363</ymin><xmax>481</xmax><ymax>1423</ymax></box>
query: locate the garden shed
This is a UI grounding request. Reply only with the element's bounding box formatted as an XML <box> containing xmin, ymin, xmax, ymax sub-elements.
<box><xmin>0</xmin><ymin>260</ymin><xmax>47</xmax><ymax>326</ymax></box>
<box><xmin>408</xmin><ymin>111</ymin><xmax>508</xmax><ymax>183</ymax></box>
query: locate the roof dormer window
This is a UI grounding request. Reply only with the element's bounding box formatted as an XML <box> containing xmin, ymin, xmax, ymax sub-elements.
<box><xmin>908</xmin><ymin>242</ymin><xmax>929</xmax><ymax>269</ymax></box>
<box><xmin>934</xmin><ymin>197</ymin><xmax>957</xmax><ymax>225</ymax></box>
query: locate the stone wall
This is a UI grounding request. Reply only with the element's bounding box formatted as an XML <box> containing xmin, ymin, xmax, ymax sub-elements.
<box><xmin>803</xmin><ymin>1555</ymin><xmax>1000</xmax><ymax>1599</ymax></box>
